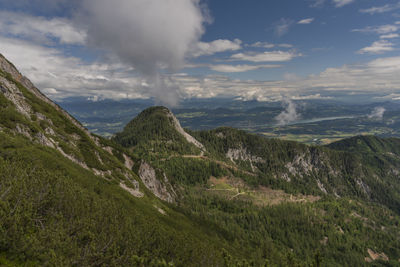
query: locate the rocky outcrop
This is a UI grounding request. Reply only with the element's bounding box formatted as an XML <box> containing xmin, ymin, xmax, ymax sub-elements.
<box><xmin>15</xmin><ymin>124</ymin><xmax>32</xmax><ymax>139</ymax></box>
<box><xmin>56</xmin><ymin>146</ymin><xmax>89</xmax><ymax>170</ymax></box>
<box><xmin>119</xmin><ymin>182</ymin><xmax>143</xmax><ymax>198</ymax></box>
<box><xmin>35</xmin><ymin>132</ymin><xmax>55</xmax><ymax>148</ymax></box>
<box><xmin>226</xmin><ymin>147</ymin><xmax>265</xmax><ymax>163</ymax></box>
<box><xmin>166</xmin><ymin>109</ymin><xmax>205</xmax><ymax>151</ymax></box>
<box><xmin>123</xmin><ymin>153</ymin><xmax>134</xmax><ymax>170</ymax></box>
<box><xmin>154</xmin><ymin>205</ymin><xmax>166</xmax><ymax>215</ymax></box>
<box><xmin>365</xmin><ymin>249</ymin><xmax>389</xmax><ymax>262</ymax></box>
<box><xmin>138</xmin><ymin>161</ymin><xmax>174</xmax><ymax>203</ymax></box>
<box><xmin>282</xmin><ymin>151</ymin><xmax>343</xmax><ymax>194</ymax></box>
<box><xmin>316</xmin><ymin>179</ymin><xmax>327</xmax><ymax>194</ymax></box>
<box><xmin>226</xmin><ymin>146</ymin><xmax>265</xmax><ymax>172</ymax></box>
<box><xmin>118</xmin><ymin>170</ymin><xmax>143</xmax><ymax>197</ymax></box>
<box><xmin>102</xmin><ymin>146</ymin><xmax>113</xmax><ymax>154</ymax></box>
<box><xmin>285</xmin><ymin>153</ymin><xmax>313</xmax><ymax>178</ymax></box>
<box><xmin>0</xmin><ymin>76</ymin><xmax>32</xmax><ymax>116</ymax></box>
<box><xmin>356</xmin><ymin>179</ymin><xmax>371</xmax><ymax>196</ymax></box>
<box><xmin>44</xmin><ymin>127</ymin><xmax>56</xmax><ymax>136</ymax></box>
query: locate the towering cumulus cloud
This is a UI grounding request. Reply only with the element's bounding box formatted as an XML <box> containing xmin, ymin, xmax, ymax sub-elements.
<box><xmin>275</xmin><ymin>98</ymin><xmax>300</xmax><ymax>126</ymax></box>
<box><xmin>78</xmin><ymin>0</ymin><xmax>207</xmax><ymax>106</ymax></box>
<box><xmin>368</xmin><ymin>107</ymin><xmax>386</xmax><ymax>120</ymax></box>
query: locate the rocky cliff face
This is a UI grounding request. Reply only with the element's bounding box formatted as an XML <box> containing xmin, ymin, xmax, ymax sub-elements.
<box><xmin>165</xmin><ymin>109</ymin><xmax>205</xmax><ymax>151</ymax></box>
<box><xmin>138</xmin><ymin>161</ymin><xmax>175</xmax><ymax>203</ymax></box>
<box><xmin>226</xmin><ymin>146</ymin><xmax>265</xmax><ymax>172</ymax></box>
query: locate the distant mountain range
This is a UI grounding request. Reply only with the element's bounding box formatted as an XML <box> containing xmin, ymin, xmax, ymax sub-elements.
<box><xmin>1</xmin><ymin>53</ymin><xmax>400</xmax><ymax>266</ymax></box>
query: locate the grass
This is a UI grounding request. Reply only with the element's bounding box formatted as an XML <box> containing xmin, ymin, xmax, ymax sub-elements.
<box><xmin>207</xmin><ymin>176</ymin><xmax>320</xmax><ymax>206</ymax></box>
<box><xmin>0</xmin><ymin>132</ymin><xmax>238</xmax><ymax>266</ymax></box>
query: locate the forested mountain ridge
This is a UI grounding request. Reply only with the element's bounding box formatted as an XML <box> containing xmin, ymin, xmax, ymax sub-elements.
<box><xmin>1</xmin><ymin>53</ymin><xmax>400</xmax><ymax>266</ymax></box>
<box><xmin>115</xmin><ymin>108</ymin><xmax>400</xmax><ymax>213</ymax></box>
<box><xmin>113</xmin><ymin>106</ymin><xmax>205</xmax><ymax>157</ymax></box>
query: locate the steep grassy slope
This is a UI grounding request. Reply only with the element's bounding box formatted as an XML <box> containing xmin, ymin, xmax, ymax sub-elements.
<box><xmin>0</xmin><ymin>54</ymin><xmax>244</xmax><ymax>266</ymax></box>
<box><xmin>0</xmin><ymin>134</ymin><xmax>229</xmax><ymax>266</ymax></box>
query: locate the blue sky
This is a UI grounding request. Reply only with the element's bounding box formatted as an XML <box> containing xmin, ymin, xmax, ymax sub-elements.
<box><xmin>0</xmin><ymin>0</ymin><xmax>399</xmax><ymax>105</ymax></box>
<box><xmin>197</xmin><ymin>0</ymin><xmax>399</xmax><ymax>78</ymax></box>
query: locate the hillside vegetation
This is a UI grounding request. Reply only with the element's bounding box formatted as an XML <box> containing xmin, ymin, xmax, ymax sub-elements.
<box><xmin>1</xmin><ymin>53</ymin><xmax>400</xmax><ymax>266</ymax></box>
<box><xmin>113</xmin><ymin>106</ymin><xmax>400</xmax><ymax>266</ymax></box>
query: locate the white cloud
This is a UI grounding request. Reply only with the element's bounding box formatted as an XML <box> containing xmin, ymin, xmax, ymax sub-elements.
<box><xmin>1</xmin><ymin>0</ymin><xmax>79</xmax><ymax>11</ymax></box>
<box><xmin>42</xmin><ymin>88</ymin><xmax>59</xmax><ymax>94</ymax></box>
<box><xmin>310</xmin><ymin>0</ymin><xmax>355</xmax><ymax>8</ymax></box>
<box><xmin>310</xmin><ymin>0</ymin><xmax>325</xmax><ymax>8</ymax></box>
<box><xmin>375</xmin><ymin>93</ymin><xmax>400</xmax><ymax>101</ymax></box>
<box><xmin>208</xmin><ymin>64</ymin><xmax>281</xmax><ymax>73</ymax></box>
<box><xmin>0</xmin><ymin>11</ymin><xmax>86</xmax><ymax>45</ymax></box>
<box><xmin>72</xmin><ymin>0</ymin><xmax>209</xmax><ymax>106</ymax></box>
<box><xmin>368</xmin><ymin>107</ymin><xmax>385</xmax><ymax>119</ymax></box>
<box><xmin>358</xmin><ymin>40</ymin><xmax>395</xmax><ymax>54</ymax></box>
<box><xmin>360</xmin><ymin>3</ymin><xmax>400</xmax><ymax>15</ymax></box>
<box><xmin>279</xmin><ymin>44</ymin><xmax>294</xmax><ymax>48</ymax></box>
<box><xmin>80</xmin><ymin>0</ymin><xmax>207</xmax><ymax>73</ymax></box>
<box><xmin>291</xmin><ymin>94</ymin><xmax>332</xmax><ymax>100</ymax></box>
<box><xmin>180</xmin><ymin>56</ymin><xmax>400</xmax><ymax>101</ymax></box>
<box><xmin>333</xmin><ymin>0</ymin><xmax>355</xmax><ymax>8</ymax></box>
<box><xmin>283</xmin><ymin>73</ymin><xmax>302</xmax><ymax>82</ymax></box>
<box><xmin>0</xmin><ymin>0</ymin><xmax>211</xmax><ymax>106</ymax></box>
<box><xmin>185</xmin><ymin>63</ymin><xmax>281</xmax><ymax>73</ymax></box>
<box><xmin>131</xmin><ymin>56</ymin><xmax>400</xmax><ymax>101</ymax></box>
<box><xmin>275</xmin><ymin>98</ymin><xmax>300</xmax><ymax>126</ymax></box>
<box><xmin>249</xmin><ymin>42</ymin><xmax>275</xmax><ymax>49</ymax></box>
<box><xmin>192</xmin><ymin>39</ymin><xmax>242</xmax><ymax>57</ymax></box>
<box><xmin>368</xmin><ymin>56</ymin><xmax>400</xmax><ymax>71</ymax></box>
<box><xmin>0</xmin><ymin>36</ymin><xmax>147</xmax><ymax>100</ymax></box>
<box><xmin>248</xmin><ymin>42</ymin><xmax>293</xmax><ymax>49</ymax></box>
<box><xmin>274</xmin><ymin>18</ymin><xmax>294</xmax><ymax>37</ymax></box>
<box><xmin>353</xmin><ymin>24</ymin><xmax>399</xmax><ymax>34</ymax></box>
<box><xmin>2</xmin><ymin>30</ymin><xmax>400</xmax><ymax>106</ymax></box>
<box><xmin>380</xmin><ymin>33</ymin><xmax>400</xmax><ymax>39</ymax></box>
<box><xmin>298</xmin><ymin>18</ymin><xmax>315</xmax><ymax>24</ymax></box>
<box><xmin>309</xmin><ymin>57</ymin><xmax>400</xmax><ymax>92</ymax></box>
<box><xmin>231</xmin><ymin>51</ymin><xmax>300</xmax><ymax>62</ymax></box>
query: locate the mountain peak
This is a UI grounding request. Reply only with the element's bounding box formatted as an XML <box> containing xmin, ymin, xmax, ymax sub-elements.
<box><xmin>0</xmin><ymin>54</ymin><xmax>140</xmax><ymax>187</ymax></box>
<box><xmin>113</xmin><ymin>106</ymin><xmax>205</xmax><ymax>152</ymax></box>
<box><xmin>0</xmin><ymin>54</ymin><xmax>17</xmax><ymax>74</ymax></box>
<box><xmin>0</xmin><ymin>54</ymin><xmax>35</xmax><ymax>93</ymax></box>
<box><xmin>162</xmin><ymin>107</ymin><xmax>205</xmax><ymax>150</ymax></box>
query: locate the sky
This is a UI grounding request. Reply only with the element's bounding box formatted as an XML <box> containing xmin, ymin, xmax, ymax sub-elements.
<box><xmin>0</xmin><ymin>0</ymin><xmax>399</xmax><ymax>106</ymax></box>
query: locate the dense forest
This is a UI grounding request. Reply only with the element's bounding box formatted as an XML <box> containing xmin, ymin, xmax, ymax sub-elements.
<box><xmin>112</xmin><ymin>106</ymin><xmax>400</xmax><ymax>266</ymax></box>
